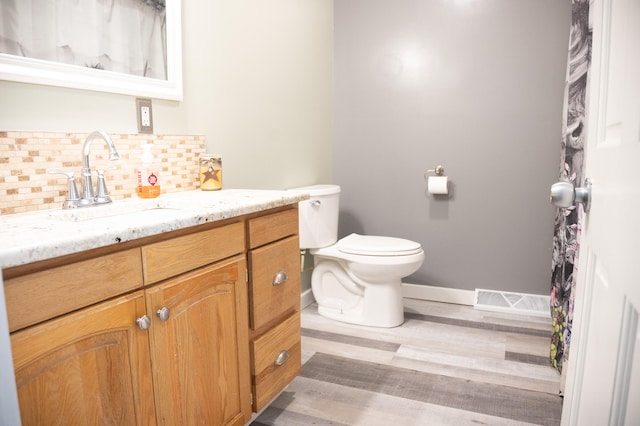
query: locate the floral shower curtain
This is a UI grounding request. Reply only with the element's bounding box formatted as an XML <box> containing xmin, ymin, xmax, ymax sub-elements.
<box><xmin>550</xmin><ymin>0</ymin><xmax>591</xmax><ymax>376</ymax></box>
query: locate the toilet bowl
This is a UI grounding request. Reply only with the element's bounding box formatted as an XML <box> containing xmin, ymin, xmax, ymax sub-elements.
<box><xmin>293</xmin><ymin>185</ymin><xmax>425</xmax><ymax>327</ymax></box>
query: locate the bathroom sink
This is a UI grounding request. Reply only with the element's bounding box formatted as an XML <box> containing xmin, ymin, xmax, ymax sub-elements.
<box><xmin>42</xmin><ymin>189</ymin><xmax>300</xmax><ymax>223</ymax></box>
<box><xmin>46</xmin><ymin>199</ymin><xmax>181</xmax><ymax>222</ymax></box>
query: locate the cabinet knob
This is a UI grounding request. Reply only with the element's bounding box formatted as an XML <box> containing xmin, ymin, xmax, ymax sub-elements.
<box><xmin>156</xmin><ymin>307</ymin><xmax>171</xmax><ymax>322</ymax></box>
<box><xmin>274</xmin><ymin>350</ymin><xmax>290</xmax><ymax>366</ymax></box>
<box><xmin>273</xmin><ymin>271</ymin><xmax>288</xmax><ymax>286</ymax></box>
<box><xmin>136</xmin><ymin>315</ymin><xmax>151</xmax><ymax>330</ymax></box>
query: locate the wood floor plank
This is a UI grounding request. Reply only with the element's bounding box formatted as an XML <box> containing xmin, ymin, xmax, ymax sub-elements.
<box><xmin>252</xmin><ymin>299</ymin><xmax>562</xmax><ymax>426</ymax></box>
<box><xmin>506</xmin><ymin>351</ymin><xmax>552</xmax><ymax>366</ymax></box>
<box><xmin>253</xmin><ymin>405</ymin><xmax>350</xmax><ymax>426</ymax></box>
<box><xmin>265</xmin><ymin>377</ymin><xmax>543</xmax><ymax>426</ymax></box>
<box><xmin>302</xmin><ymin>335</ymin><xmax>397</xmax><ymax>366</ymax></box>
<box><xmin>404</xmin><ymin>298</ymin><xmax>551</xmax><ymax>329</ymax></box>
<box><xmin>506</xmin><ymin>333</ymin><xmax>553</xmax><ymax>359</ymax></box>
<box><xmin>389</xmin><ymin>353</ymin><xmax>561</xmax><ymax>395</ymax></box>
<box><xmin>396</xmin><ymin>344</ymin><xmax>559</xmax><ymax>382</ymax></box>
<box><xmin>302</xmin><ymin>308</ymin><xmax>510</xmax><ymax>360</ymax></box>
<box><xmin>300</xmin><ymin>353</ymin><xmax>563</xmax><ymax>425</ymax></box>
<box><xmin>404</xmin><ymin>312</ymin><xmax>550</xmax><ymax>337</ymax></box>
<box><xmin>302</xmin><ymin>328</ymin><xmax>401</xmax><ymax>351</ymax></box>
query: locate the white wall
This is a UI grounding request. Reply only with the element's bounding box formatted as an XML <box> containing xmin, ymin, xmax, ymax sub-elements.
<box><xmin>0</xmin><ymin>1</ymin><xmax>333</xmax><ymax>418</ymax></box>
<box><xmin>0</xmin><ymin>0</ymin><xmax>334</xmax><ymax>189</ymax></box>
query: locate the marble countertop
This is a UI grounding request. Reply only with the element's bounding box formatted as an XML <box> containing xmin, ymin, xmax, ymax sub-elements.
<box><xmin>0</xmin><ymin>189</ymin><xmax>308</xmax><ymax>270</ymax></box>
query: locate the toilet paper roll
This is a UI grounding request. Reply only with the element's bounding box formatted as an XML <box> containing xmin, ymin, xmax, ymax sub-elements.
<box><xmin>427</xmin><ymin>176</ymin><xmax>448</xmax><ymax>195</ymax></box>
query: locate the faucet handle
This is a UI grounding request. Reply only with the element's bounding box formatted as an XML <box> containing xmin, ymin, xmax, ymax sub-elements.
<box><xmin>94</xmin><ymin>167</ymin><xmax>117</xmax><ymax>204</ymax></box>
<box><xmin>48</xmin><ymin>169</ymin><xmax>81</xmax><ymax>209</ymax></box>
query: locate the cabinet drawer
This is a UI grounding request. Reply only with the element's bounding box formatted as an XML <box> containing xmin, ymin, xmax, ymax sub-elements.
<box><xmin>142</xmin><ymin>222</ymin><xmax>244</xmax><ymax>284</ymax></box>
<box><xmin>248</xmin><ymin>208</ymin><xmax>298</xmax><ymax>249</ymax></box>
<box><xmin>4</xmin><ymin>248</ymin><xmax>143</xmax><ymax>333</ymax></box>
<box><xmin>248</xmin><ymin>236</ymin><xmax>300</xmax><ymax>330</ymax></box>
<box><xmin>251</xmin><ymin>311</ymin><xmax>301</xmax><ymax>411</ymax></box>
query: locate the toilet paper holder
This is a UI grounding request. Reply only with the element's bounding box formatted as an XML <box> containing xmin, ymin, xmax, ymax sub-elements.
<box><xmin>424</xmin><ymin>165</ymin><xmax>445</xmax><ymax>180</ymax></box>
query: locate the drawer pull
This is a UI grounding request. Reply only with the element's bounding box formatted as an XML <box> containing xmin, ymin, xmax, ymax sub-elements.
<box><xmin>136</xmin><ymin>315</ymin><xmax>151</xmax><ymax>331</ymax></box>
<box><xmin>156</xmin><ymin>307</ymin><xmax>171</xmax><ymax>322</ymax></box>
<box><xmin>273</xmin><ymin>271</ymin><xmax>288</xmax><ymax>286</ymax></box>
<box><xmin>274</xmin><ymin>350</ymin><xmax>290</xmax><ymax>366</ymax></box>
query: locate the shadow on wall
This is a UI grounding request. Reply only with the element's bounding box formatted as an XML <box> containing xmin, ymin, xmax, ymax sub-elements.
<box><xmin>423</xmin><ymin>181</ymin><xmax>456</xmax><ymax>220</ymax></box>
<box><xmin>338</xmin><ymin>211</ymin><xmax>365</xmax><ymax>238</ymax></box>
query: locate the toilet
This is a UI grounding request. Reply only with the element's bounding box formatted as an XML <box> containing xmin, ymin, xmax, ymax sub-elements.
<box><xmin>294</xmin><ymin>184</ymin><xmax>425</xmax><ymax>327</ymax></box>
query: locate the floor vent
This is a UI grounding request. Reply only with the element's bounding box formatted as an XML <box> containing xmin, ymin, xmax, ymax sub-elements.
<box><xmin>474</xmin><ymin>289</ymin><xmax>550</xmax><ymax>317</ymax></box>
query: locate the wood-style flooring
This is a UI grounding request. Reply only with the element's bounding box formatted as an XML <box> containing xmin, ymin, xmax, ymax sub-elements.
<box><xmin>251</xmin><ymin>298</ymin><xmax>563</xmax><ymax>426</ymax></box>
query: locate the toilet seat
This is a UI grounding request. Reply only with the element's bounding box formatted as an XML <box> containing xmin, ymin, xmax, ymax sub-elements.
<box><xmin>337</xmin><ymin>233</ymin><xmax>422</xmax><ymax>256</ymax></box>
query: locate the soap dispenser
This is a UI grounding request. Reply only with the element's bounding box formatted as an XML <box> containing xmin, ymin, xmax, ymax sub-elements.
<box><xmin>137</xmin><ymin>144</ymin><xmax>160</xmax><ymax>198</ymax></box>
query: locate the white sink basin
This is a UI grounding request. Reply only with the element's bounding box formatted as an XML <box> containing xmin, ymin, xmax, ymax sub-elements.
<box><xmin>43</xmin><ymin>189</ymin><xmax>301</xmax><ymax>222</ymax></box>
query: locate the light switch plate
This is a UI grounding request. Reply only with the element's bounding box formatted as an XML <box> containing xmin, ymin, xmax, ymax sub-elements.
<box><xmin>136</xmin><ymin>98</ymin><xmax>153</xmax><ymax>134</ymax></box>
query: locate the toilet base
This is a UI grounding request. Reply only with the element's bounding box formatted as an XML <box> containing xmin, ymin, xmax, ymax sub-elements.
<box><xmin>316</xmin><ymin>302</ymin><xmax>404</xmax><ymax>328</ymax></box>
<box><xmin>311</xmin><ymin>260</ymin><xmax>405</xmax><ymax>328</ymax></box>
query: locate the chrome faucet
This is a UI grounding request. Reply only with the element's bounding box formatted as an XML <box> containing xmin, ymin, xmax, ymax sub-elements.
<box><xmin>48</xmin><ymin>131</ymin><xmax>120</xmax><ymax>209</ymax></box>
<box><xmin>80</xmin><ymin>131</ymin><xmax>120</xmax><ymax>206</ymax></box>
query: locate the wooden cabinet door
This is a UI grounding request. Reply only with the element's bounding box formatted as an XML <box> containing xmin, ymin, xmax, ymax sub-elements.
<box><xmin>146</xmin><ymin>256</ymin><xmax>251</xmax><ymax>426</ymax></box>
<box><xmin>10</xmin><ymin>291</ymin><xmax>156</xmax><ymax>426</ymax></box>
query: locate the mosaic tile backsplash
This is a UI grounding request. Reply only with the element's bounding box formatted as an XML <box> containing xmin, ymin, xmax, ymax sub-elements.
<box><xmin>0</xmin><ymin>131</ymin><xmax>206</xmax><ymax>215</ymax></box>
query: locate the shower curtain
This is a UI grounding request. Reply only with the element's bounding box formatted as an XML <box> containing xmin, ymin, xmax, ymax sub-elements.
<box><xmin>550</xmin><ymin>0</ymin><xmax>591</xmax><ymax>377</ymax></box>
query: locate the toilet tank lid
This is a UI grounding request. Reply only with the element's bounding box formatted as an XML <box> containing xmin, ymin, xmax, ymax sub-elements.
<box><xmin>290</xmin><ymin>184</ymin><xmax>340</xmax><ymax>196</ymax></box>
<box><xmin>338</xmin><ymin>233</ymin><xmax>423</xmax><ymax>256</ymax></box>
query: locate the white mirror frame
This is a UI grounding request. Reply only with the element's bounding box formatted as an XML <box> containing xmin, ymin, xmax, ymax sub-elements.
<box><xmin>0</xmin><ymin>1</ymin><xmax>183</xmax><ymax>101</ymax></box>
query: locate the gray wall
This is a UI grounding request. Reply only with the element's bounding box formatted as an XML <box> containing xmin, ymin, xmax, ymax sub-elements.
<box><xmin>334</xmin><ymin>0</ymin><xmax>571</xmax><ymax>295</ymax></box>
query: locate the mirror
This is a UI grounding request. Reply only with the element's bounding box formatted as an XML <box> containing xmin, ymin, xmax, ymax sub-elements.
<box><xmin>0</xmin><ymin>0</ymin><xmax>182</xmax><ymax>100</ymax></box>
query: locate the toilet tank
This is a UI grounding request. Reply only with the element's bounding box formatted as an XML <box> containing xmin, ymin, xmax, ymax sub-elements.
<box><xmin>291</xmin><ymin>184</ymin><xmax>340</xmax><ymax>249</ymax></box>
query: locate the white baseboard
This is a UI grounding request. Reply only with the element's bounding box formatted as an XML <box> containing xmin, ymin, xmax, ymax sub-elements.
<box><xmin>300</xmin><ymin>288</ymin><xmax>315</xmax><ymax>309</ymax></box>
<box><xmin>401</xmin><ymin>283</ymin><xmax>476</xmax><ymax>306</ymax></box>
<box><xmin>300</xmin><ymin>285</ymin><xmax>475</xmax><ymax>308</ymax></box>
<box><xmin>303</xmin><ymin>284</ymin><xmax>547</xmax><ymax>317</ymax></box>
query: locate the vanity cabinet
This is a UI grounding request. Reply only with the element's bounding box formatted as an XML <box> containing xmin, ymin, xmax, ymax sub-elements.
<box><xmin>247</xmin><ymin>209</ymin><xmax>302</xmax><ymax>411</ymax></box>
<box><xmin>3</xmin><ymin>204</ymin><xmax>301</xmax><ymax>425</ymax></box>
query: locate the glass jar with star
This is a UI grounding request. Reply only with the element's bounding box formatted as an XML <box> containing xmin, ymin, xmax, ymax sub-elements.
<box><xmin>199</xmin><ymin>155</ymin><xmax>222</xmax><ymax>191</ymax></box>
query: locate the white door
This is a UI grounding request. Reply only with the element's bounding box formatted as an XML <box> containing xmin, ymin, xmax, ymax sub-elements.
<box><xmin>560</xmin><ymin>0</ymin><xmax>640</xmax><ymax>424</ymax></box>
